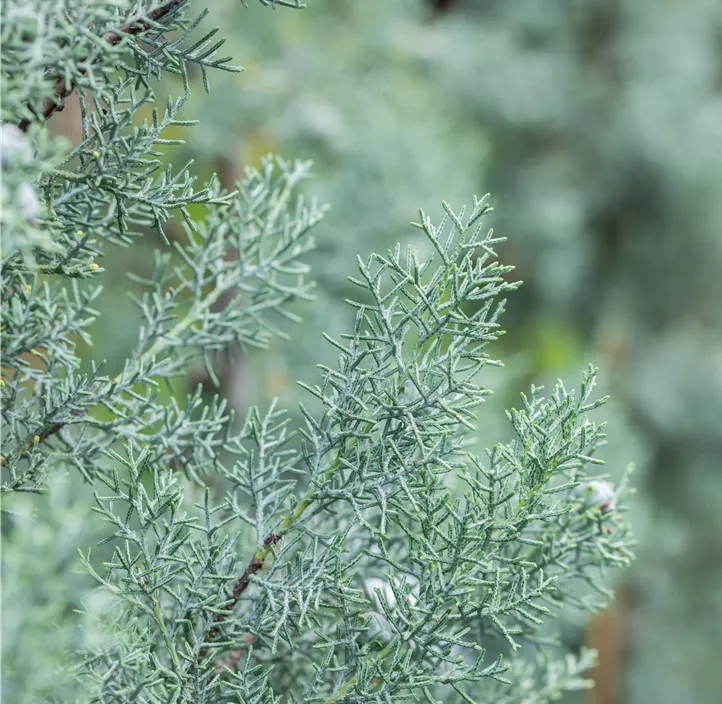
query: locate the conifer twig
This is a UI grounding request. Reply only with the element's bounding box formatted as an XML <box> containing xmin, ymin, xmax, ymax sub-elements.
<box><xmin>18</xmin><ymin>0</ymin><xmax>186</xmax><ymax>131</ymax></box>
<box><xmin>203</xmin><ymin>532</ymin><xmax>281</xmax><ymax>649</ymax></box>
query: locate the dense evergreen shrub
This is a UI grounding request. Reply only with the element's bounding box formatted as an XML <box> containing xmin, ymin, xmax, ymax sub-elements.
<box><xmin>1</xmin><ymin>2</ymin><xmax>633</xmax><ymax>701</ymax></box>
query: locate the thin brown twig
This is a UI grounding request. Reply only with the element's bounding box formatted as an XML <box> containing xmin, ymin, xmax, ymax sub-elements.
<box><xmin>197</xmin><ymin>532</ymin><xmax>281</xmax><ymax>663</ymax></box>
<box><xmin>18</xmin><ymin>0</ymin><xmax>186</xmax><ymax>131</ymax></box>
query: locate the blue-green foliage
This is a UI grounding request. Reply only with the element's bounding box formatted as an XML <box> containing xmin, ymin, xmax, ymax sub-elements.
<box><xmin>1</xmin><ymin>2</ymin><xmax>634</xmax><ymax>702</ymax></box>
<box><xmin>172</xmin><ymin>3</ymin><xmax>722</xmax><ymax>701</ymax></box>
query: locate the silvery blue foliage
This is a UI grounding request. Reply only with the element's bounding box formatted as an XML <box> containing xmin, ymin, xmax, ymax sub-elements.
<box><xmin>1</xmin><ymin>2</ymin><xmax>633</xmax><ymax>702</ymax></box>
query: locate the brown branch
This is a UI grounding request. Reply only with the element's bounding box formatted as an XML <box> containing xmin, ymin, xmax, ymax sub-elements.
<box><xmin>197</xmin><ymin>532</ymin><xmax>282</xmax><ymax>662</ymax></box>
<box><xmin>18</xmin><ymin>0</ymin><xmax>186</xmax><ymax>132</ymax></box>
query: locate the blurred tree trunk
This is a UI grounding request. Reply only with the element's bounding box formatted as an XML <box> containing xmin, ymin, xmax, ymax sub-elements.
<box><xmin>586</xmin><ymin>589</ymin><xmax>632</xmax><ymax>704</ymax></box>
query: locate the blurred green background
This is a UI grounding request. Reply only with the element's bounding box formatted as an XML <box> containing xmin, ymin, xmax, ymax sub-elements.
<box><xmin>5</xmin><ymin>1</ymin><xmax>722</xmax><ymax>702</ymax></box>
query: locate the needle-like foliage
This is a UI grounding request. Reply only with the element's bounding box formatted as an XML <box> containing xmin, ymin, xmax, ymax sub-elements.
<box><xmin>77</xmin><ymin>200</ymin><xmax>633</xmax><ymax>703</ymax></box>
<box><xmin>1</xmin><ymin>1</ymin><xmax>633</xmax><ymax>702</ymax></box>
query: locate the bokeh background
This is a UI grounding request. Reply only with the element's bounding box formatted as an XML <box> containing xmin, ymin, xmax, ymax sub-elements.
<box><xmin>5</xmin><ymin>1</ymin><xmax>722</xmax><ymax>702</ymax></box>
